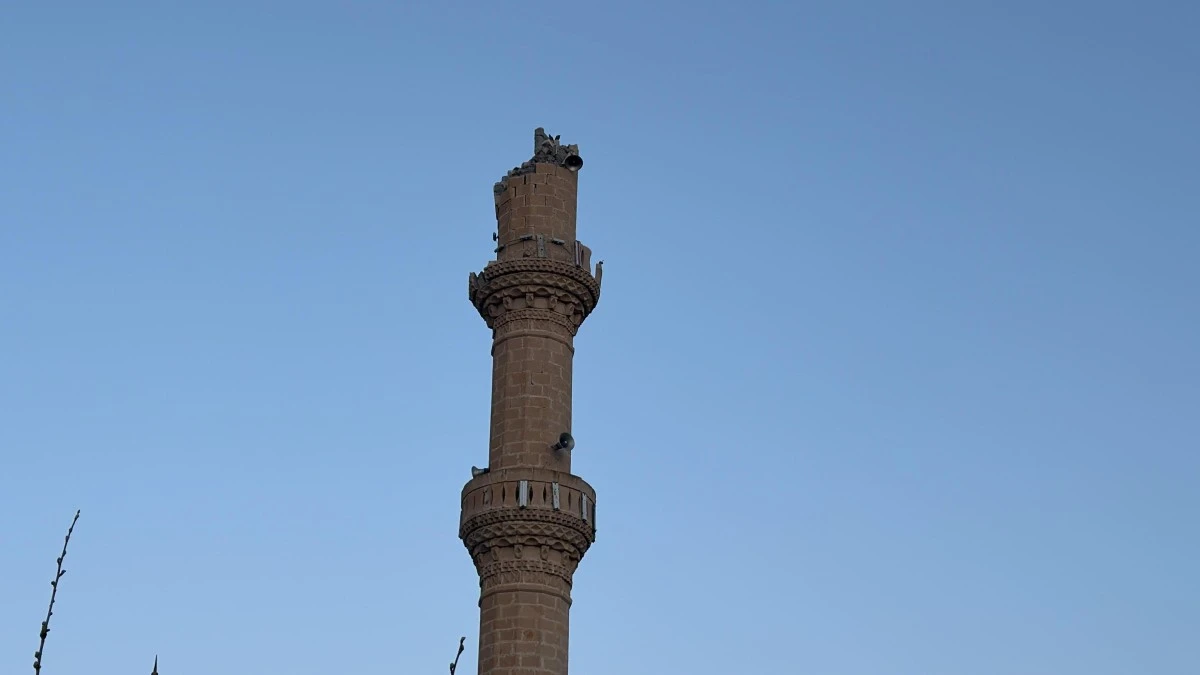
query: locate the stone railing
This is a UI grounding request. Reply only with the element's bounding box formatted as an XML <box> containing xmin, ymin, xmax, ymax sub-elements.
<box><xmin>460</xmin><ymin>467</ymin><xmax>596</xmax><ymax>540</ymax></box>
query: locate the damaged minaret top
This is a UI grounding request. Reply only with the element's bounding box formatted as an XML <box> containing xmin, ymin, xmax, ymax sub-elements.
<box><xmin>494</xmin><ymin>127</ymin><xmax>583</xmax><ymax>195</ymax></box>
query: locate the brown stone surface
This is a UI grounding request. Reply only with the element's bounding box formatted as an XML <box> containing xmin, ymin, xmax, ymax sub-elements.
<box><xmin>476</xmin><ymin>590</ymin><xmax>571</xmax><ymax>675</ymax></box>
<box><xmin>489</xmin><ymin>332</ymin><xmax>574</xmax><ymax>472</ymax></box>
<box><xmin>462</xmin><ymin>130</ymin><xmax>601</xmax><ymax>675</ymax></box>
<box><xmin>495</xmin><ymin>165</ymin><xmax>579</xmax><ymax>265</ymax></box>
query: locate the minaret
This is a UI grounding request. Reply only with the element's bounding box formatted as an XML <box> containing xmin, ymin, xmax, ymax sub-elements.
<box><xmin>461</xmin><ymin>128</ymin><xmax>602</xmax><ymax>675</ymax></box>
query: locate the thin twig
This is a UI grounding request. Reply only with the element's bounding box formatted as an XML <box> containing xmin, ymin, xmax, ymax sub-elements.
<box><xmin>33</xmin><ymin>509</ymin><xmax>80</xmax><ymax>675</ymax></box>
<box><xmin>449</xmin><ymin>636</ymin><xmax>466</xmax><ymax>675</ymax></box>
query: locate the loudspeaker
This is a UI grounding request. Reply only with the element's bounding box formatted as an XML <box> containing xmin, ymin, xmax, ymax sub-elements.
<box><xmin>471</xmin><ymin>465</ymin><xmax>490</xmax><ymax>478</ymax></box>
<box><xmin>564</xmin><ymin>155</ymin><xmax>583</xmax><ymax>172</ymax></box>
<box><xmin>551</xmin><ymin>432</ymin><xmax>575</xmax><ymax>452</ymax></box>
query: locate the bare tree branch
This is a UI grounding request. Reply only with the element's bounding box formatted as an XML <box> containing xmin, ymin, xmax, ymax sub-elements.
<box><xmin>33</xmin><ymin>509</ymin><xmax>80</xmax><ymax>675</ymax></box>
<box><xmin>449</xmin><ymin>636</ymin><xmax>466</xmax><ymax>675</ymax></box>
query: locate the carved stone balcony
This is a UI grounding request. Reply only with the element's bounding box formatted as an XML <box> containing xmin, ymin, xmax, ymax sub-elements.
<box><xmin>459</xmin><ymin>468</ymin><xmax>597</xmax><ymax>599</ymax></box>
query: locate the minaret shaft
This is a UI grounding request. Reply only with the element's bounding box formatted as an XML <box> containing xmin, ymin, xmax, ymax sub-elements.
<box><xmin>489</xmin><ymin>327</ymin><xmax>574</xmax><ymax>472</ymax></box>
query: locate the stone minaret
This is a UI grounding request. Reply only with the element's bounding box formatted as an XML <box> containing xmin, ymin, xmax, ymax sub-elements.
<box><xmin>461</xmin><ymin>128</ymin><xmax>602</xmax><ymax>675</ymax></box>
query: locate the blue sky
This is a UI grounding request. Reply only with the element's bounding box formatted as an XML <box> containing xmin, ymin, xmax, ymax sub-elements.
<box><xmin>2</xmin><ymin>2</ymin><xmax>1197</xmax><ymax>673</ymax></box>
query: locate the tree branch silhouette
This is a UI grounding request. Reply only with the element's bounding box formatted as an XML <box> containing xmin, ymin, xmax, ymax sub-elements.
<box><xmin>33</xmin><ymin>509</ymin><xmax>80</xmax><ymax>675</ymax></box>
<box><xmin>449</xmin><ymin>636</ymin><xmax>466</xmax><ymax>675</ymax></box>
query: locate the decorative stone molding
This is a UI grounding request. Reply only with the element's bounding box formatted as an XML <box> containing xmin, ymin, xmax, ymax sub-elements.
<box><xmin>469</xmin><ymin>259</ymin><xmax>601</xmax><ymax>332</ymax></box>
<box><xmin>490</xmin><ymin>287</ymin><xmax>583</xmax><ymax>329</ymax></box>
<box><xmin>471</xmin><ymin>259</ymin><xmax>601</xmax><ymax>306</ymax></box>
<box><xmin>491</xmin><ymin>308</ymin><xmax>579</xmax><ymax>336</ymax></box>
<box><xmin>477</xmin><ymin>564</ymin><xmax>574</xmax><ymax>599</ymax></box>
<box><xmin>476</xmin><ymin>559</ymin><xmax>575</xmax><ymax>586</ymax></box>
<box><xmin>461</xmin><ymin>508</ymin><xmax>594</xmax><ymax>562</ymax></box>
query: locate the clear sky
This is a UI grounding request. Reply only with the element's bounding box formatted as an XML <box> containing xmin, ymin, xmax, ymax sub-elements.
<box><xmin>2</xmin><ymin>2</ymin><xmax>1197</xmax><ymax>674</ymax></box>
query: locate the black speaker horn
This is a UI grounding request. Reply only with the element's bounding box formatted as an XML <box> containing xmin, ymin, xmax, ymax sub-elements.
<box><xmin>551</xmin><ymin>432</ymin><xmax>575</xmax><ymax>452</ymax></box>
<box><xmin>564</xmin><ymin>155</ymin><xmax>583</xmax><ymax>172</ymax></box>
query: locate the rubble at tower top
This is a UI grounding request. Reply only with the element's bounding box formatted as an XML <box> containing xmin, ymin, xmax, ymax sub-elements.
<box><xmin>494</xmin><ymin>127</ymin><xmax>583</xmax><ymax>195</ymax></box>
<box><xmin>532</xmin><ymin>127</ymin><xmax>581</xmax><ymax>165</ymax></box>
